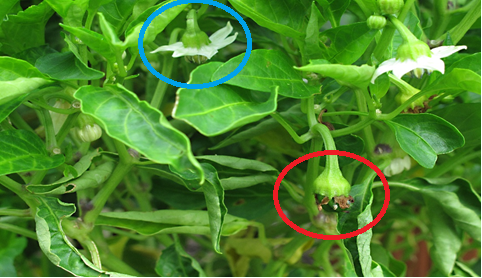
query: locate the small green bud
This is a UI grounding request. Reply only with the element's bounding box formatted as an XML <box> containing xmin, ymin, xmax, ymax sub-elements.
<box><xmin>378</xmin><ymin>0</ymin><xmax>404</xmax><ymax>14</ymax></box>
<box><xmin>367</xmin><ymin>15</ymin><xmax>387</xmax><ymax>29</ymax></box>
<box><xmin>76</xmin><ymin>114</ymin><xmax>102</xmax><ymax>142</ymax></box>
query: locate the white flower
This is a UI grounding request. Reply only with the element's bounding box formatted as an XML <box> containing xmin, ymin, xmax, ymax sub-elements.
<box><xmin>383</xmin><ymin>155</ymin><xmax>411</xmax><ymax>177</ymax></box>
<box><xmin>151</xmin><ymin>22</ymin><xmax>237</xmax><ymax>61</ymax></box>
<box><xmin>371</xmin><ymin>45</ymin><xmax>467</xmax><ymax>83</ymax></box>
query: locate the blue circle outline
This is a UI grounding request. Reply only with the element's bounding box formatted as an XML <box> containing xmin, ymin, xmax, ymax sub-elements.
<box><xmin>138</xmin><ymin>0</ymin><xmax>252</xmax><ymax>89</ymax></box>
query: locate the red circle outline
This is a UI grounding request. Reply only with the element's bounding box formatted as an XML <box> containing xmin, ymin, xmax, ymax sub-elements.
<box><xmin>273</xmin><ymin>150</ymin><xmax>390</xmax><ymax>240</ymax></box>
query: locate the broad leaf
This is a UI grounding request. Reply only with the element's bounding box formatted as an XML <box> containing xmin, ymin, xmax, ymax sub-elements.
<box><xmin>0</xmin><ymin>130</ymin><xmax>64</xmax><ymax>176</ymax></box>
<box><xmin>44</xmin><ymin>0</ymin><xmax>87</xmax><ymax>26</ymax></box>
<box><xmin>301</xmin><ymin>2</ymin><xmax>324</xmax><ymax>62</ymax></box>
<box><xmin>125</xmin><ymin>2</ymin><xmax>187</xmax><ymax>45</ymax></box>
<box><xmin>202</xmin><ymin>163</ymin><xmax>227</xmax><ymax>254</ymax></box>
<box><xmin>295</xmin><ymin>59</ymin><xmax>375</xmax><ymax>88</ymax></box>
<box><xmin>155</xmin><ymin>235</ymin><xmax>206</xmax><ymax>277</ymax></box>
<box><xmin>35</xmin><ymin>52</ymin><xmax>104</xmax><ymax>80</ymax></box>
<box><xmin>0</xmin><ymin>94</ymin><xmax>30</xmax><ymax>123</ymax></box>
<box><xmin>228</xmin><ymin>0</ymin><xmax>311</xmax><ymax>39</ymax></box>
<box><xmin>35</xmin><ymin>197</ymin><xmax>127</xmax><ymax>276</ymax></box>
<box><xmin>424</xmin><ymin>196</ymin><xmax>462</xmax><ymax>276</ymax></box>
<box><xmin>385</xmin><ymin>113</ymin><xmax>465</xmax><ymax>168</ymax></box>
<box><xmin>0</xmin><ymin>234</ymin><xmax>27</xmax><ymax>276</ymax></box>
<box><xmin>74</xmin><ymin>84</ymin><xmax>203</xmax><ymax>179</ymax></box>
<box><xmin>422</xmin><ymin>68</ymin><xmax>481</xmax><ymax>95</ymax></box>
<box><xmin>96</xmin><ymin>210</ymin><xmax>250</xmax><ymax>236</ymax></box>
<box><xmin>431</xmin><ymin>103</ymin><xmax>481</xmax><ymax>148</ymax></box>
<box><xmin>319</xmin><ymin>22</ymin><xmax>377</xmax><ymax>65</ymax></box>
<box><xmin>174</xmin><ymin>62</ymin><xmax>278</xmax><ymax>136</ymax></box>
<box><xmin>98</xmin><ymin>0</ymin><xmax>136</xmax><ymax>31</ymax></box>
<box><xmin>212</xmin><ymin>50</ymin><xmax>320</xmax><ymax>98</ymax></box>
<box><xmin>316</xmin><ymin>0</ymin><xmax>351</xmax><ymax>27</ymax></box>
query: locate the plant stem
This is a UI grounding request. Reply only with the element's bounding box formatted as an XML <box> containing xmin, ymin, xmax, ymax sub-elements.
<box><xmin>372</xmin><ymin>0</ymin><xmax>416</xmax><ymax>61</ymax></box>
<box><xmin>280</xmin><ymin>180</ymin><xmax>304</xmax><ymax>203</ymax></box>
<box><xmin>37</xmin><ymin>107</ymin><xmax>58</xmax><ymax>152</ymax></box>
<box><xmin>0</xmin><ymin>222</ymin><xmax>38</xmax><ymax>240</ymax></box>
<box><xmin>443</xmin><ymin>0</ymin><xmax>481</xmax><ymax>44</ymax></box>
<box><xmin>83</xmin><ymin>140</ymin><xmax>133</xmax><ymax>226</ymax></box>
<box><xmin>9</xmin><ymin>111</ymin><xmax>35</xmax><ymax>133</ymax></box>
<box><xmin>150</xmin><ymin>28</ymin><xmax>182</xmax><ymax>109</ymax></box>
<box><xmin>304</xmin><ymin>137</ymin><xmax>323</xmax><ymax>217</ymax></box>
<box><xmin>331</xmin><ymin>118</ymin><xmax>375</xmax><ymax>137</ymax></box>
<box><xmin>0</xmin><ymin>208</ymin><xmax>31</xmax><ymax>217</ymax></box>
<box><xmin>271</xmin><ymin>113</ymin><xmax>313</xmax><ymax>144</ymax></box>
<box><xmin>0</xmin><ymin>176</ymin><xmax>37</xmax><ymax>209</ymax></box>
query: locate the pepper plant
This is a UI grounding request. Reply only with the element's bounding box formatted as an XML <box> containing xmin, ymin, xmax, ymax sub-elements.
<box><xmin>0</xmin><ymin>0</ymin><xmax>480</xmax><ymax>277</ymax></box>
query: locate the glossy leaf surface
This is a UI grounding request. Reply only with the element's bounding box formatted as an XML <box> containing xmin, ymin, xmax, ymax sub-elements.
<box><xmin>74</xmin><ymin>84</ymin><xmax>203</xmax><ymax>179</ymax></box>
<box><xmin>385</xmin><ymin>114</ymin><xmax>465</xmax><ymax>168</ymax></box>
<box><xmin>0</xmin><ymin>130</ymin><xmax>64</xmax><ymax>176</ymax></box>
<box><xmin>174</xmin><ymin>62</ymin><xmax>278</xmax><ymax>136</ymax></box>
<box><xmin>212</xmin><ymin>50</ymin><xmax>320</xmax><ymax>98</ymax></box>
<box><xmin>35</xmin><ymin>52</ymin><xmax>104</xmax><ymax>80</ymax></box>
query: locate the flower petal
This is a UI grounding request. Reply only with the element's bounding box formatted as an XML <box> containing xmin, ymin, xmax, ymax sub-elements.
<box><xmin>415</xmin><ymin>55</ymin><xmax>445</xmax><ymax>74</ymax></box>
<box><xmin>209</xmin><ymin>21</ymin><xmax>233</xmax><ymax>43</ymax></box>
<box><xmin>150</xmin><ymin>42</ymin><xmax>184</xmax><ymax>53</ymax></box>
<box><xmin>172</xmin><ymin>47</ymin><xmax>200</xmax><ymax>57</ymax></box>
<box><xmin>371</xmin><ymin>58</ymin><xmax>398</xmax><ymax>83</ymax></box>
<box><xmin>431</xmin><ymin>45</ymin><xmax>467</xmax><ymax>58</ymax></box>
<box><xmin>210</xmin><ymin>33</ymin><xmax>238</xmax><ymax>50</ymax></box>
<box><xmin>391</xmin><ymin>59</ymin><xmax>419</xmax><ymax>79</ymax></box>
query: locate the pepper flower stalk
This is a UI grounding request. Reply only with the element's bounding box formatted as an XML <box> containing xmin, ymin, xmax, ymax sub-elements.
<box><xmin>151</xmin><ymin>9</ymin><xmax>238</xmax><ymax>64</ymax></box>
<box><xmin>312</xmin><ymin>124</ymin><xmax>353</xmax><ymax>211</ymax></box>
<box><xmin>371</xmin><ymin>15</ymin><xmax>467</xmax><ymax>83</ymax></box>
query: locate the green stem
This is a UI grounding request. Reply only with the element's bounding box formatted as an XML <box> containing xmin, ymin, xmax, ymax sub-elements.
<box><xmin>323</xmin><ymin>111</ymin><xmax>368</xmax><ymax>117</ymax></box>
<box><xmin>84</xmin><ymin>240</ymin><xmax>102</xmax><ymax>269</ymax></box>
<box><xmin>30</xmin><ymin>99</ymin><xmax>79</xmax><ymax>114</ymax></box>
<box><xmin>56</xmin><ymin>113</ymin><xmax>79</xmax><ymax>146</ymax></box>
<box><xmin>0</xmin><ymin>176</ymin><xmax>37</xmax><ymax>209</ymax></box>
<box><xmin>426</xmin><ymin>149</ymin><xmax>481</xmax><ymax>178</ymax></box>
<box><xmin>443</xmin><ymin>0</ymin><xmax>481</xmax><ymax>44</ymax></box>
<box><xmin>9</xmin><ymin>111</ymin><xmax>35</xmax><ymax>133</ymax></box>
<box><xmin>331</xmin><ymin>118</ymin><xmax>375</xmax><ymax>137</ymax></box>
<box><xmin>0</xmin><ymin>208</ymin><xmax>31</xmax><ymax>217</ymax></box>
<box><xmin>388</xmin><ymin>15</ymin><xmax>418</xmax><ymax>42</ymax></box>
<box><xmin>372</xmin><ymin>0</ymin><xmax>416</xmax><ymax>61</ymax></box>
<box><xmin>356</xmin><ymin>90</ymin><xmax>376</xmax><ymax>157</ymax></box>
<box><xmin>37</xmin><ymin>107</ymin><xmax>58</xmax><ymax>152</ymax></box>
<box><xmin>312</xmin><ymin>124</ymin><xmax>338</xmax><ymax>170</ymax></box>
<box><xmin>271</xmin><ymin>113</ymin><xmax>313</xmax><ymax>144</ymax></box>
<box><xmin>115</xmin><ymin>51</ymin><xmax>127</xmax><ymax>84</ymax></box>
<box><xmin>150</xmin><ymin>28</ymin><xmax>182</xmax><ymax>109</ymax></box>
<box><xmin>372</xmin><ymin>181</ymin><xmax>419</xmax><ymax>190</ymax></box>
<box><xmin>0</xmin><ymin>222</ymin><xmax>38</xmax><ymax>240</ymax></box>
<box><xmin>431</xmin><ymin>0</ymin><xmax>449</xmax><ymax>38</ymax></box>
<box><xmin>304</xmin><ymin>137</ymin><xmax>323</xmax><ymax>217</ymax></box>
<box><xmin>280</xmin><ymin>180</ymin><xmax>304</xmax><ymax>203</ymax></box>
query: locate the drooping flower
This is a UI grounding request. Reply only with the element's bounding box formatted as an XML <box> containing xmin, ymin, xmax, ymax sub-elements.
<box><xmin>383</xmin><ymin>155</ymin><xmax>411</xmax><ymax>177</ymax></box>
<box><xmin>75</xmin><ymin>114</ymin><xmax>102</xmax><ymax>143</ymax></box>
<box><xmin>371</xmin><ymin>15</ymin><xmax>467</xmax><ymax>83</ymax></box>
<box><xmin>151</xmin><ymin>10</ymin><xmax>237</xmax><ymax>64</ymax></box>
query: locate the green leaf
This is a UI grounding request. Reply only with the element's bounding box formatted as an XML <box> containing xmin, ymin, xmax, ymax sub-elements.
<box><xmin>155</xmin><ymin>235</ymin><xmax>206</xmax><ymax>277</ymax></box>
<box><xmin>385</xmin><ymin>113</ymin><xmax>465</xmax><ymax>168</ymax></box>
<box><xmin>96</xmin><ymin>210</ymin><xmax>250</xmax><ymax>236</ymax></box>
<box><xmin>35</xmin><ymin>197</ymin><xmax>128</xmax><ymax>276</ymax></box>
<box><xmin>424</xmin><ymin>196</ymin><xmax>462</xmax><ymax>276</ymax></box>
<box><xmin>357</xmin><ymin>192</ymin><xmax>375</xmax><ymax>277</ymax></box>
<box><xmin>0</xmin><ymin>94</ymin><xmax>29</xmax><ymax>123</ymax></box>
<box><xmin>212</xmin><ymin>50</ymin><xmax>320</xmax><ymax>98</ymax></box>
<box><xmin>0</xmin><ymin>56</ymin><xmax>47</xmax><ymax>80</ymax></box>
<box><xmin>35</xmin><ymin>52</ymin><xmax>104</xmax><ymax>81</ymax></box>
<box><xmin>369</xmin><ymin>73</ymin><xmax>390</xmax><ymax>99</ymax></box>
<box><xmin>301</xmin><ymin>2</ymin><xmax>325</xmax><ymax>62</ymax></box>
<box><xmin>196</xmin><ymin>155</ymin><xmax>277</xmax><ymax>172</ymax></box>
<box><xmin>0</xmin><ymin>2</ymin><xmax>54</xmax><ymax>54</ymax></box>
<box><xmin>60</xmin><ymin>23</ymin><xmax>116</xmax><ymax>63</ymax></box>
<box><xmin>98</xmin><ymin>12</ymin><xmax>121</xmax><ymax>47</ymax></box>
<box><xmin>125</xmin><ymin>2</ymin><xmax>187</xmax><ymax>45</ymax></box>
<box><xmin>0</xmin><ymin>235</ymin><xmax>27</xmax><ymax>276</ymax></box>
<box><xmin>74</xmin><ymin>84</ymin><xmax>203</xmax><ymax>180</ymax></box>
<box><xmin>422</xmin><ymin>68</ymin><xmax>481</xmax><ymax>95</ymax></box>
<box><xmin>431</xmin><ymin>103</ymin><xmax>481</xmax><ymax>148</ymax></box>
<box><xmin>97</xmin><ymin>0</ymin><xmax>136</xmax><ymax>31</ymax></box>
<box><xmin>395</xmin><ymin>178</ymin><xmax>480</xmax><ymax>242</ymax></box>
<box><xmin>295</xmin><ymin>59</ymin><xmax>375</xmax><ymax>88</ymax></box>
<box><xmin>446</xmin><ymin>53</ymin><xmax>481</xmax><ymax>75</ymax></box>
<box><xmin>227</xmin><ymin>0</ymin><xmax>311</xmax><ymax>39</ymax></box>
<box><xmin>319</xmin><ymin>22</ymin><xmax>377</xmax><ymax>64</ymax></box>
<box><xmin>44</xmin><ymin>0</ymin><xmax>87</xmax><ymax>26</ymax></box>
<box><xmin>316</xmin><ymin>0</ymin><xmax>351</xmax><ymax>27</ymax></box>
<box><xmin>174</xmin><ymin>62</ymin><xmax>278</xmax><ymax>136</ymax></box>
<box><xmin>0</xmin><ymin>130</ymin><xmax>64</xmax><ymax>176</ymax></box>
<box><xmin>202</xmin><ymin>163</ymin><xmax>227</xmax><ymax>254</ymax></box>
<box><xmin>220</xmin><ymin>175</ymin><xmax>274</xmax><ymax>190</ymax></box>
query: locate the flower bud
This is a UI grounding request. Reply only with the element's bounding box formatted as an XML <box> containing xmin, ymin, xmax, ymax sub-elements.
<box><xmin>76</xmin><ymin>114</ymin><xmax>102</xmax><ymax>143</ymax></box>
<box><xmin>367</xmin><ymin>15</ymin><xmax>387</xmax><ymax>29</ymax></box>
<box><xmin>396</xmin><ymin>40</ymin><xmax>432</xmax><ymax>61</ymax></box>
<box><xmin>378</xmin><ymin>0</ymin><xmax>404</xmax><ymax>14</ymax></box>
<box><xmin>181</xmin><ymin>10</ymin><xmax>211</xmax><ymax>64</ymax></box>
